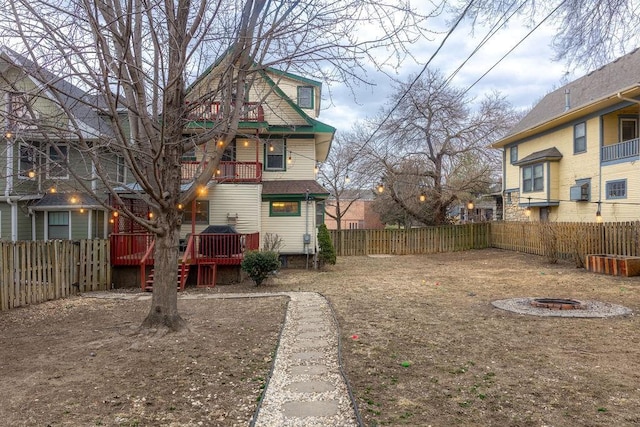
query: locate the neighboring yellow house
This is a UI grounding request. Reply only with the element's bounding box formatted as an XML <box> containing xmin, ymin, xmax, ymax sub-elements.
<box><xmin>493</xmin><ymin>48</ymin><xmax>640</xmax><ymax>222</ymax></box>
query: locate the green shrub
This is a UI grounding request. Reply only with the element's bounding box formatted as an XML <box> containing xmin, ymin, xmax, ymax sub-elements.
<box><xmin>317</xmin><ymin>224</ymin><xmax>336</xmax><ymax>266</ymax></box>
<box><xmin>241</xmin><ymin>250</ymin><xmax>281</xmax><ymax>286</ymax></box>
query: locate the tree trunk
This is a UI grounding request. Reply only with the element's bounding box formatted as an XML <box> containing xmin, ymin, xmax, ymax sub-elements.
<box><xmin>141</xmin><ymin>210</ymin><xmax>187</xmax><ymax>332</ymax></box>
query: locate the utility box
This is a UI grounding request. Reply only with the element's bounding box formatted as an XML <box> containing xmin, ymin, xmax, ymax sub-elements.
<box><xmin>303</xmin><ymin>233</ymin><xmax>311</xmax><ymax>244</ymax></box>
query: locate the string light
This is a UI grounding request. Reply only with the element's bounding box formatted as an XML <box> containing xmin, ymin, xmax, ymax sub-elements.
<box><xmin>419</xmin><ymin>192</ymin><xmax>426</xmax><ymax>202</ymax></box>
<box><xmin>596</xmin><ymin>201</ymin><xmax>603</xmax><ymax>223</ymax></box>
<box><xmin>377</xmin><ymin>183</ymin><xmax>384</xmax><ymax>193</ymax></box>
<box><xmin>287</xmin><ymin>151</ymin><xmax>292</xmax><ymax>165</ymax></box>
<box><xmin>314</xmin><ymin>162</ymin><xmax>319</xmax><ymax>174</ymax></box>
<box><xmin>27</xmin><ymin>170</ymin><xmax>36</xmax><ymax>178</ymax></box>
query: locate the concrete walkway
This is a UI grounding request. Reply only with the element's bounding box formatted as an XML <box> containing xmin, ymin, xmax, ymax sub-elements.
<box><xmin>85</xmin><ymin>291</ymin><xmax>360</xmax><ymax>427</ymax></box>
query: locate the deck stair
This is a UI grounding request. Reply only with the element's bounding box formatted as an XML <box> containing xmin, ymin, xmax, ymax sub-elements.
<box><xmin>143</xmin><ymin>263</ymin><xmax>189</xmax><ymax>292</ymax></box>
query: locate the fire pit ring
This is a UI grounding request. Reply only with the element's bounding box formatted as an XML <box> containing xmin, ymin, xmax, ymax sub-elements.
<box><xmin>492</xmin><ymin>298</ymin><xmax>632</xmax><ymax>317</ymax></box>
<box><xmin>530</xmin><ymin>298</ymin><xmax>585</xmax><ymax>310</ymax></box>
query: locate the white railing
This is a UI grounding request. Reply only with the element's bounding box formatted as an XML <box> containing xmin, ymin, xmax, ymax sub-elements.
<box><xmin>601</xmin><ymin>138</ymin><xmax>640</xmax><ymax>162</ymax></box>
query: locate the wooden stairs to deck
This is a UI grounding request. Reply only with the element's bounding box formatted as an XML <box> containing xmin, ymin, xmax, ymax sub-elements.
<box><xmin>142</xmin><ymin>262</ymin><xmax>218</xmax><ymax>292</ymax></box>
<box><xmin>143</xmin><ymin>263</ymin><xmax>190</xmax><ymax>292</ymax></box>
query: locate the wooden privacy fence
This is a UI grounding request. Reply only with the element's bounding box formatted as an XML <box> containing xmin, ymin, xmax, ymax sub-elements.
<box><xmin>490</xmin><ymin>221</ymin><xmax>640</xmax><ymax>259</ymax></box>
<box><xmin>0</xmin><ymin>239</ymin><xmax>111</xmax><ymax>311</ymax></box>
<box><xmin>329</xmin><ymin>224</ymin><xmax>491</xmax><ymax>256</ymax></box>
<box><xmin>330</xmin><ymin>221</ymin><xmax>640</xmax><ymax>260</ymax></box>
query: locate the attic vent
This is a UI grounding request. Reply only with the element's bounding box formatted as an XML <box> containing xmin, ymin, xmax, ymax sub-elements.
<box><xmin>570</xmin><ymin>183</ymin><xmax>589</xmax><ymax>201</ymax></box>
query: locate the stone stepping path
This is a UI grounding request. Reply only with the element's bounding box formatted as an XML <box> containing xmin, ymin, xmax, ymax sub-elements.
<box><xmin>85</xmin><ymin>291</ymin><xmax>360</xmax><ymax>426</ymax></box>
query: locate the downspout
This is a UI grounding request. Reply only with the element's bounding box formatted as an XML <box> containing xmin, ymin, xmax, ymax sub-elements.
<box><xmin>5</xmin><ymin>135</ymin><xmax>17</xmax><ymax>241</ymax></box>
<box><xmin>305</xmin><ymin>189</ymin><xmax>309</xmax><ymax>269</ymax></box>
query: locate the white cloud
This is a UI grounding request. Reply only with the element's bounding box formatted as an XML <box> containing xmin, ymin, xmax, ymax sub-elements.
<box><xmin>320</xmin><ymin>14</ymin><xmax>585</xmax><ymax>134</ymax></box>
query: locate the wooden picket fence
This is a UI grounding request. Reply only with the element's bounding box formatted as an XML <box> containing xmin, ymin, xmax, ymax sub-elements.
<box><xmin>329</xmin><ymin>221</ymin><xmax>640</xmax><ymax>260</ymax></box>
<box><xmin>0</xmin><ymin>239</ymin><xmax>111</xmax><ymax>311</ymax></box>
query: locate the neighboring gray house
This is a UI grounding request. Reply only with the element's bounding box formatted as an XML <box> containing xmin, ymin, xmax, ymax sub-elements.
<box><xmin>1</xmin><ymin>46</ymin><xmax>124</xmax><ymax>241</ymax></box>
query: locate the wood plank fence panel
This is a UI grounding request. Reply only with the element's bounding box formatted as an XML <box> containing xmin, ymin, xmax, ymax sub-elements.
<box><xmin>330</xmin><ymin>222</ymin><xmax>640</xmax><ymax>261</ymax></box>
<box><xmin>0</xmin><ymin>239</ymin><xmax>111</xmax><ymax>311</ymax></box>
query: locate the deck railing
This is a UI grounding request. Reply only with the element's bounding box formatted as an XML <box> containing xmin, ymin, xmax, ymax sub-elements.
<box><xmin>181</xmin><ymin>161</ymin><xmax>262</xmax><ymax>183</ymax></box>
<box><xmin>111</xmin><ymin>232</ymin><xmax>260</xmax><ymax>266</ymax></box>
<box><xmin>601</xmin><ymin>138</ymin><xmax>640</xmax><ymax>162</ymax></box>
<box><xmin>186</xmin><ymin>101</ymin><xmax>264</xmax><ymax>122</ymax></box>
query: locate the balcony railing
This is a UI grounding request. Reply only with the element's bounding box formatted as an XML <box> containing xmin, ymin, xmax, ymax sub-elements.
<box><xmin>186</xmin><ymin>101</ymin><xmax>264</xmax><ymax>122</ymax></box>
<box><xmin>181</xmin><ymin>161</ymin><xmax>262</xmax><ymax>183</ymax></box>
<box><xmin>601</xmin><ymin>138</ymin><xmax>640</xmax><ymax>162</ymax></box>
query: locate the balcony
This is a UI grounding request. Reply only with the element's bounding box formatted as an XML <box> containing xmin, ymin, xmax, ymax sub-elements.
<box><xmin>186</xmin><ymin>101</ymin><xmax>264</xmax><ymax>122</ymax></box>
<box><xmin>181</xmin><ymin>161</ymin><xmax>262</xmax><ymax>183</ymax></box>
<box><xmin>601</xmin><ymin>138</ymin><xmax>640</xmax><ymax>163</ymax></box>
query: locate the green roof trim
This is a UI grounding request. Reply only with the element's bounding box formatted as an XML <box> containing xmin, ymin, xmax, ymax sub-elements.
<box><xmin>259</xmin><ymin>70</ymin><xmax>336</xmax><ymax>134</ymax></box>
<box><xmin>264</xmin><ymin>67</ymin><xmax>322</xmax><ymax>87</ymax></box>
<box><xmin>262</xmin><ymin>193</ymin><xmax>329</xmax><ymax>201</ymax></box>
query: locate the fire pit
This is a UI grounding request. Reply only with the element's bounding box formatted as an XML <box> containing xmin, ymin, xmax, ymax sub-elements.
<box><xmin>530</xmin><ymin>298</ymin><xmax>585</xmax><ymax>310</ymax></box>
<box><xmin>491</xmin><ymin>298</ymin><xmax>632</xmax><ymax>317</ymax></box>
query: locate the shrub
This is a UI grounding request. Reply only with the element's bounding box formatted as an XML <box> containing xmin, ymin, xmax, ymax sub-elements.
<box><xmin>317</xmin><ymin>224</ymin><xmax>336</xmax><ymax>266</ymax></box>
<box><xmin>241</xmin><ymin>250</ymin><xmax>281</xmax><ymax>286</ymax></box>
<box><xmin>262</xmin><ymin>233</ymin><xmax>283</xmax><ymax>252</ymax></box>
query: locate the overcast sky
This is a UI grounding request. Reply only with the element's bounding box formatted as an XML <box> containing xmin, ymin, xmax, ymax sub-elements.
<box><xmin>320</xmin><ymin>14</ymin><xmax>583</xmax><ymax>134</ymax></box>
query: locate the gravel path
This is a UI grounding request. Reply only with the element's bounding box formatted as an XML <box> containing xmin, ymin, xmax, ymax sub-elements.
<box><xmin>85</xmin><ymin>291</ymin><xmax>361</xmax><ymax>426</ymax></box>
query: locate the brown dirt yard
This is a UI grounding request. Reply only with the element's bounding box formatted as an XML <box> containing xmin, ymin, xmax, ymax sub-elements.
<box><xmin>1</xmin><ymin>248</ymin><xmax>639</xmax><ymax>427</ymax></box>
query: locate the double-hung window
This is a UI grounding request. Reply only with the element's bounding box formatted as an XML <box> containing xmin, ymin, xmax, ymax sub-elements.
<box><xmin>574</xmin><ymin>122</ymin><xmax>586</xmax><ymax>153</ymax></box>
<box><xmin>19</xmin><ymin>143</ymin><xmax>37</xmax><ymax>179</ymax></box>
<box><xmin>265</xmin><ymin>139</ymin><xmax>285</xmax><ymax>171</ymax></box>
<box><xmin>48</xmin><ymin>211</ymin><xmax>69</xmax><ymax>240</ymax></box>
<box><xmin>522</xmin><ymin>164</ymin><xmax>543</xmax><ymax>192</ymax></box>
<box><xmin>47</xmin><ymin>143</ymin><xmax>69</xmax><ymax>179</ymax></box>
<box><xmin>116</xmin><ymin>156</ymin><xmax>126</xmax><ymax>184</ymax></box>
<box><xmin>297</xmin><ymin>86</ymin><xmax>314</xmax><ymax>109</ymax></box>
<box><xmin>620</xmin><ymin>117</ymin><xmax>638</xmax><ymax>141</ymax></box>
<box><xmin>510</xmin><ymin>146</ymin><xmax>518</xmax><ymax>164</ymax></box>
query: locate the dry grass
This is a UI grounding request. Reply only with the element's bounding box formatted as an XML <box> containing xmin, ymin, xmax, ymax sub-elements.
<box><xmin>1</xmin><ymin>248</ymin><xmax>639</xmax><ymax>426</ymax></box>
<box><xmin>268</xmin><ymin>249</ymin><xmax>640</xmax><ymax>426</ymax></box>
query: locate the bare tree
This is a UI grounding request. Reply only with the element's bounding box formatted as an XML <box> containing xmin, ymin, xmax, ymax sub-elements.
<box><xmin>0</xmin><ymin>1</ymin><xmax>437</xmax><ymax>332</ymax></box>
<box><xmin>318</xmin><ymin>130</ymin><xmax>369</xmax><ymax>231</ymax></box>
<box><xmin>365</xmin><ymin>69</ymin><xmax>517</xmax><ymax>225</ymax></box>
<box><xmin>457</xmin><ymin>0</ymin><xmax>640</xmax><ymax>71</ymax></box>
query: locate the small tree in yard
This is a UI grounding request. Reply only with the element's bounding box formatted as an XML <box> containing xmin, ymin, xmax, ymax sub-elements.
<box><xmin>241</xmin><ymin>251</ymin><xmax>281</xmax><ymax>287</ymax></box>
<box><xmin>317</xmin><ymin>224</ymin><xmax>337</xmax><ymax>267</ymax></box>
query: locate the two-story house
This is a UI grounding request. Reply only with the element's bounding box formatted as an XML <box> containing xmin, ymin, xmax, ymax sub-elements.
<box><xmin>493</xmin><ymin>48</ymin><xmax>640</xmax><ymax>222</ymax></box>
<box><xmin>1</xmin><ymin>47</ymin><xmax>121</xmax><ymax>241</ymax></box>
<box><xmin>109</xmin><ymin>59</ymin><xmax>335</xmax><ymax>284</ymax></box>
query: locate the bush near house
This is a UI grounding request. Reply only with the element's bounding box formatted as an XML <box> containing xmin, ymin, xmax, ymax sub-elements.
<box><xmin>317</xmin><ymin>224</ymin><xmax>337</xmax><ymax>266</ymax></box>
<box><xmin>241</xmin><ymin>250</ymin><xmax>281</xmax><ymax>286</ymax></box>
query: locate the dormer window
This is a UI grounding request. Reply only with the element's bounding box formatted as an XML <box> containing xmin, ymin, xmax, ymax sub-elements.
<box><xmin>297</xmin><ymin>86</ymin><xmax>314</xmax><ymax>109</ymax></box>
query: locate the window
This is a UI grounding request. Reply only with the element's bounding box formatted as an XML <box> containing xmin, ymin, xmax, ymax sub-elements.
<box><xmin>19</xmin><ymin>143</ymin><xmax>37</xmax><ymax>179</ymax></box>
<box><xmin>221</xmin><ymin>141</ymin><xmax>236</xmax><ymax>161</ymax></box>
<box><xmin>606</xmin><ymin>179</ymin><xmax>627</xmax><ymax>199</ymax></box>
<box><xmin>270</xmin><ymin>201</ymin><xmax>300</xmax><ymax>216</ymax></box>
<box><xmin>510</xmin><ymin>146</ymin><xmax>518</xmax><ymax>164</ymax></box>
<box><xmin>522</xmin><ymin>164</ymin><xmax>544</xmax><ymax>192</ymax></box>
<box><xmin>315</xmin><ymin>201</ymin><xmax>325</xmax><ymax>225</ymax></box>
<box><xmin>620</xmin><ymin>117</ymin><xmax>638</xmax><ymax>141</ymax></box>
<box><xmin>116</xmin><ymin>156</ymin><xmax>126</xmax><ymax>184</ymax></box>
<box><xmin>183</xmin><ymin>200</ymin><xmax>210</xmax><ymax>224</ymax></box>
<box><xmin>574</xmin><ymin>122</ymin><xmax>586</xmax><ymax>153</ymax></box>
<box><xmin>8</xmin><ymin>92</ymin><xmax>37</xmax><ymax>129</ymax></box>
<box><xmin>265</xmin><ymin>139</ymin><xmax>285</xmax><ymax>171</ymax></box>
<box><xmin>47</xmin><ymin>143</ymin><xmax>68</xmax><ymax>179</ymax></box>
<box><xmin>297</xmin><ymin>86</ymin><xmax>314</xmax><ymax>109</ymax></box>
<box><xmin>48</xmin><ymin>211</ymin><xmax>69</xmax><ymax>240</ymax></box>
